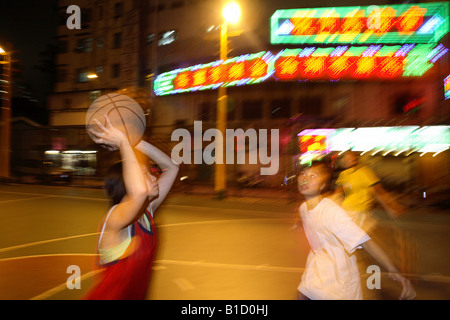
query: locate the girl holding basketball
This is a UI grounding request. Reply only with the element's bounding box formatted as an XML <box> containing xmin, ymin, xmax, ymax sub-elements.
<box><xmin>83</xmin><ymin>115</ymin><xmax>179</xmax><ymax>300</ymax></box>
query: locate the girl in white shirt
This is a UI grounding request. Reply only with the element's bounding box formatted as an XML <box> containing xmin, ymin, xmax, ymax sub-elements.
<box><xmin>294</xmin><ymin>161</ymin><xmax>415</xmax><ymax>300</ymax></box>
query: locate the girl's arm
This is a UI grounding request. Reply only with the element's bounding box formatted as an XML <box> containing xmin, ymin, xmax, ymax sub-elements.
<box><xmin>90</xmin><ymin>116</ymin><xmax>148</xmax><ymax>231</ymax></box>
<box><xmin>135</xmin><ymin>140</ymin><xmax>179</xmax><ymax>212</ymax></box>
<box><xmin>362</xmin><ymin>239</ymin><xmax>416</xmax><ymax>300</ymax></box>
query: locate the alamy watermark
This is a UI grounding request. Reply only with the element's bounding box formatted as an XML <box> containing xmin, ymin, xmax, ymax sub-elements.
<box><xmin>66</xmin><ymin>5</ymin><xmax>81</xmax><ymax>30</ymax></box>
<box><xmin>171</xmin><ymin>121</ymin><xmax>279</xmax><ymax>176</ymax></box>
<box><xmin>66</xmin><ymin>265</ymin><xmax>81</xmax><ymax>290</ymax></box>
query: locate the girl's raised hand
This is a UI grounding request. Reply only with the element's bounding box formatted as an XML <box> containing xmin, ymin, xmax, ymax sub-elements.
<box><xmin>89</xmin><ymin>115</ymin><xmax>128</xmax><ymax>150</ymax></box>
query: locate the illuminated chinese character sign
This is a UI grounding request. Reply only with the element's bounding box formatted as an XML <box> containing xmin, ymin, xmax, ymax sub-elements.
<box><xmin>271</xmin><ymin>2</ymin><xmax>449</xmax><ymax>45</ymax></box>
<box><xmin>154</xmin><ymin>44</ymin><xmax>447</xmax><ymax>96</ymax></box>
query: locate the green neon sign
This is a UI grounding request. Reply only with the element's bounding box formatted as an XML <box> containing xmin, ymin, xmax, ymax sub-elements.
<box><xmin>271</xmin><ymin>2</ymin><xmax>449</xmax><ymax>44</ymax></box>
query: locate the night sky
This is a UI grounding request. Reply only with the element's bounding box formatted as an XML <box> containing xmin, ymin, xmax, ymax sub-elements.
<box><xmin>0</xmin><ymin>0</ymin><xmax>58</xmax><ymax>112</ymax></box>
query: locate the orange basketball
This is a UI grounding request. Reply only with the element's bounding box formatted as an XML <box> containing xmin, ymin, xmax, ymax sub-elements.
<box><xmin>86</xmin><ymin>93</ymin><xmax>146</xmax><ymax>146</ymax></box>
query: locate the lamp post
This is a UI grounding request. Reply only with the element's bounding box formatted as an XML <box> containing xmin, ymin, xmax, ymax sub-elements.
<box><xmin>215</xmin><ymin>1</ymin><xmax>240</xmax><ymax>199</ymax></box>
<box><xmin>0</xmin><ymin>44</ymin><xmax>12</xmax><ymax>181</ymax></box>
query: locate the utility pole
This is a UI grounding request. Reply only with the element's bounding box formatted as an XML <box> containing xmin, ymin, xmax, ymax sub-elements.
<box><xmin>0</xmin><ymin>43</ymin><xmax>12</xmax><ymax>181</ymax></box>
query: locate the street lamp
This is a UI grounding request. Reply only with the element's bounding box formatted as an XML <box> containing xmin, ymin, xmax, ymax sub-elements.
<box><xmin>215</xmin><ymin>1</ymin><xmax>241</xmax><ymax>199</ymax></box>
<box><xmin>87</xmin><ymin>73</ymin><xmax>98</xmax><ymax>79</ymax></box>
<box><xmin>0</xmin><ymin>44</ymin><xmax>12</xmax><ymax>181</ymax></box>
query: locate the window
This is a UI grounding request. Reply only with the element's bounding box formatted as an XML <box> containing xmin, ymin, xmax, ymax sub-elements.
<box><xmin>158</xmin><ymin>30</ymin><xmax>177</xmax><ymax>46</ymax></box>
<box><xmin>198</xmin><ymin>102</ymin><xmax>215</xmax><ymax>121</ymax></box>
<box><xmin>90</xmin><ymin>90</ymin><xmax>101</xmax><ymax>102</ymax></box>
<box><xmin>57</xmin><ymin>40</ymin><xmax>68</xmax><ymax>54</ymax></box>
<box><xmin>56</xmin><ymin>67</ymin><xmax>68</xmax><ymax>82</ymax></box>
<box><xmin>114</xmin><ymin>2</ymin><xmax>124</xmax><ymax>18</ymax></box>
<box><xmin>76</xmin><ymin>68</ymin><xmax>89</xmax><ymax>83</ymax></box>
<box><xmin>393</xmin><ymin>93</ymin><xmax>423</xmax><ymax>116</ymax></box>
<box><xmin>81</xmin><ymin>8</ymin><xmax>92</xmax><ymax>23</ymax></box>
<box><xmin>75</xmin><ymin>38</ymin><xmax>92</xmax><ymax>53</ymax></box>
<box><xmin>64</xmin><ymin>98</ymin><xmax>72</xmax><ymax>109</ymax></box>
<box><xmin>171</xmin><ymin>1</ymin><xmax>184</xmax><ymax>9</ymax></box>
<box><xmin>113</xmin><ymin>32</ymin><xmax>122</xmax><ymax>49</ymax></box>
<box><xmin>112</xmin><ymin>64</ymin><xmax>121</xmax><ymax>78</ymax></box>
<box><xmin>147</xmin><ymin>34</ymin><xmax>155</xmax><ymax>46</ymax></box>
<box><xmin>97</xmin><ymin>36</ymin><xmax>104</xmax><ymax>48</ymax></box>
<box><xmin>242</xmin><ymin>100</ymin><xmax>263</xmax><ymax>120</ymax></box>
<box><xmin>270</xmin><ymin>99</ymin><xmax>291</xmax><ymax>119</ymax></box>
<box><xmin>98</xmin><ymin>6</ymin><xmax>104</xmax><ymax>20</ymax></box>
<box><xmin>299</xmin><ymin>96</ymin><xmax>323</xmax><ymax>116</ymax></box>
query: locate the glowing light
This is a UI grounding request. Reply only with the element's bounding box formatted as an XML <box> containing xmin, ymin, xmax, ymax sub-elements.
<box><xmin>354</xmin><ymin>57</ymin><xmax>377</xmax><ymax>78</ymax></box>
<box><xmin>302</xmin><ymin>56</ymin><xmax>327</xmax><ymax>78</ymax></box>
<box><xmin>378</xmin><ymin>56</ymin><xmax>405</xmax><ymax>78</ymax></box>
<box><xmin>275</xmin><ymin>56</ymin><xmax>301</xmax><ymax>80</ymax></box>
<box><xmin>327</xmin><ymin>126</ymin><xmax>449</xmax><ymax>155</ymax></box>
<box><xmin>300</xmin><ymin>135</ymin><xmax>327</xmax><ymax>153</ymax></box>
<box><xmin>445</xmin><ymin>76</ymin><xmax>450</xmax><ymax>100</ymax></box>
<box><xmin>298</xmin><ymin>129</ymin><xmax>335</xmax><ymax>156</ymax></box>
<box><xmin>45</xmin><ymin>150</ymin><xmax>60</xmax><ymax>155</ymax></box>
<box><xmin>417</xmin><ymin>14</ymin><xmax>444</xmax><ymax>34</ymax></box>
<box><xmin>271</xmin><ymin>2</ymin><xmax>449</xmax><ymax>44</ymax></box>
<box><xmin>276</xmin><ymin>19</ymin><xmax>295</xmax><ymax>35</ymax></box>
<box><xmin>398</xmin><ymin>6</ymin><xmax>427</xmax><ymax>35</ymax></box>
<box><xmin>372</xmin><ymin>148</ymin><xmax>384</xmax><ymax>156</ymax></box>
<box><xmin>223</xmin><ymin>2</ymin><xmax>241</xmax><ymax>24</ymax></box>
<box><xmin>382</xmin><ymin>148</ymin><xmax>396</xmax><ymax>156</ymax></box>
<box><xmin>394</xmin><ymin>148</ymin><xmax>409</xmax><ymax>156</ymax></box>
<box><xmin>432</xmin><ymin>147</ymin><xmax>449</xmax><ymax>157</ymax></box>
<box><xmin>228</xmin><ymin>62</ymin><xmax>245</xmax><ymax>81</ymax></box>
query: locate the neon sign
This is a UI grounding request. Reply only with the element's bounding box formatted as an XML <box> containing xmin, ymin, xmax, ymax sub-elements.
<box><xmin>298</xmin><ymin>129</ymin><xmax>335</xmax><ymax>154</ymax></box>
<box><xmin>271</xmin><ymin>2</ymin><xmax>449</xmax><ymax>45</ymax></box>
<box><xmin>300</xmin><ymin>126</ymin><xmax>449</xmax><ymax>156</ymax></box>
<box><xmin>154</xmin><ymin>44</ymin><xmax>447</xmax><ymax>96</ymax></box>
<box><xmin>445</xmin><ymin>75</ymin><xmax>450</xmax><ymax>100</ymax></box>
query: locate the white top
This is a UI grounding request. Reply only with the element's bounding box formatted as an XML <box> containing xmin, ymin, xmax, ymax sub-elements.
<box><xmin>298</xmin><ymin>197</ymin><xmax>371</xmax><ymax>300</ymax></box>
<box><xmin>97</xmin><ymin>203</ymin><xmax>153</xmax><ymax>265</ymax></box>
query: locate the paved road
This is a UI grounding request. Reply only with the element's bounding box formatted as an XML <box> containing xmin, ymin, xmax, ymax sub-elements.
<box><xmin>0</xmin><ymin>184</ymin><xmax>449</xmax><ymax>300</ymax></box>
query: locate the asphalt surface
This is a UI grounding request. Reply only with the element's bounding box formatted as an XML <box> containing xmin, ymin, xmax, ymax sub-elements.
<box><xmin>0</xmin><ymin>183</ymin><xmax>449</xmax><ymax>300</ymax></box>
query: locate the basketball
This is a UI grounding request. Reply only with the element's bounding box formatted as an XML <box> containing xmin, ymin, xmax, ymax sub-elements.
<box><xmin>86</xmin><ymin>93</ymin><xmax>146</xmax><ymax>146</ymax></box>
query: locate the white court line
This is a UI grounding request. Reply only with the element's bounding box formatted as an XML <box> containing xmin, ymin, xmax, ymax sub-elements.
<box><xmin>0</xmin><ymin>253</ymin><xmax>98</xmax><ymax>262</ymax></box>
<box><xmin>0</xmin><ymin>190</ymin><xmax>106</xmax><ymax>202</ymax></box>
<box><xmin>157</xmin><ymin>218</ymin><xmax>292</xmax><ymax>228</ymax></box>
<box><xmin>30</xmin><ymin>269</ymin><xmax>102</xmax><ymax>300</ymax></box>
<box><xmin>0</xmin><ymin>190</ymin><xmax>295</xmax><ymax>216</ymax></box>
<box><xmin>0</xmin><ymin>219</ymin><xmax>291</xmax><ymax>255</ymax></box>
<box><xmin>0</xmin><ymin>195</ymin><xmax>56</xmax><ymax>204</ymax></box>
<box><xmin>164</xmin><ymin>204</ymin><xmax>296</xmax><ymax>218</ymax></box>
<box><xmin>155</xmin><ymin>259</ymin><xmax>305</xmax><ymax>274</ymax></box>
<box><xmin>0</xmin><ymin>233</ymin><xmax>99</xmax><ymax>254</ymax></box>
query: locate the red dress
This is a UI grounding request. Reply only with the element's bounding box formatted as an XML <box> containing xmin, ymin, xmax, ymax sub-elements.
<box><xmin>83</xmin><ymin>208</ymin><xmax>157</xmax><ymax>300</ymax></box>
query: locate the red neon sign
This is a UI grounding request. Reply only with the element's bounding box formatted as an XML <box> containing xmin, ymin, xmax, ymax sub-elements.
<box><xmin>274</xmin><ymin>55</ymin><xmax>406</xmax><ymax>80</ymax></box>
<box><xmin>173</xmin><ymin>58</ymin><xmax>270</xmax><ymax>90</ymax></box>
<box><xmin>288</xmin><ymin>7</ymin><xmax>428</xmax><ymax>37</ymax></box>
<box><xmin>300</xmin><ymin>135</ymin><xmax>327</xmax><ymax>154</ymax></box>
<box><xmin>271</xmin><ymin>3</ymin><xmax>450</xmax><ymax>45</ymax></box>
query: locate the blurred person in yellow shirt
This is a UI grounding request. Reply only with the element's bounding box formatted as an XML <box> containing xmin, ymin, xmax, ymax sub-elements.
<box><xmin>335</xmin><ymin>151</ymin><xmax>406</xmax><ymax>232</ymax></box>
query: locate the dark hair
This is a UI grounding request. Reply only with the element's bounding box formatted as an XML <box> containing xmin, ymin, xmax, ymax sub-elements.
<box><xmin>104</xmin><ymin>161</ymin><xmax>126</xmax><ymax>206</ymax></box>
<box><xmin>297</xmin><ymin>159</ymin><xmax>331</xmax><ymax>176</ymax></box>
<box><xmin>297</xmin><ymin>159</ymin><xmax>333</xmax><ymax>194</ymax></box>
